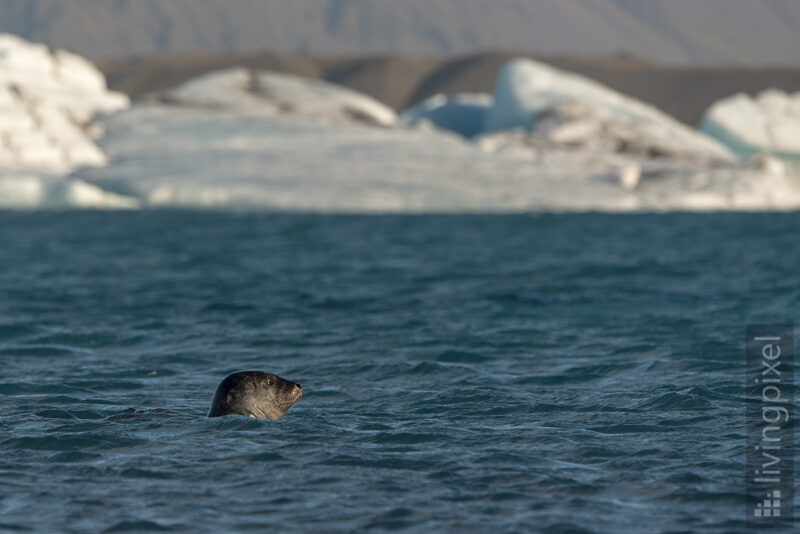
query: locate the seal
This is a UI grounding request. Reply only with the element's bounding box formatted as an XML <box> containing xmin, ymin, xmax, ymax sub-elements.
<box><xmin>208</xmin><ymin>370</ymin><xmax>302</xmax><ymax>420</ymax></box>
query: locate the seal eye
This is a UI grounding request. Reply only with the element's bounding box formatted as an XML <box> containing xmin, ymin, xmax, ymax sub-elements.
<box><xmin>265</xmin><ymin>378</ymin><xmax>273</xmax><ymax>387</ymax></box>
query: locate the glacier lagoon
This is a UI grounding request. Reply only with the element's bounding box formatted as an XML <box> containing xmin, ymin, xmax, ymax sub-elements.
<box><xmin>1</xmin><ymin>33</ymin><xmax>799</xmax><ymax>533</ymax></box>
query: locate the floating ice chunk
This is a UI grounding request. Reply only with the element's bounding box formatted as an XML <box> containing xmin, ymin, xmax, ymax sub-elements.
<box><xmin>399</xmin><ymin>93</ymin><xmax>493</xmax><ymax>138</ymax></box>
<box><xmin>486</xmin><ymin>59</ymin><xmax>733</xmax><ymax>163</ymax></box>
<box><xmin>700</xmin><ymin>89</ymin><xmax>800</xmax><ymax>164</ymax></box>
<box><xmin>619</xmin><ymin>164</ymin><xmax>641</xmax><ymax>191</ymax></box>
<box><xmin>163</xmin><ymin>68</ymin><xmax>396</xmax><ymax>126</ymax></box>
<box><xmin>74</xmin><ymin>99</ymin><xmax>800</xmax><ymax>213</ymax></box>
<box><xmin>0</xmin><ymin>33</ymin><xmax>129</xmax><ymax>176</ymax></box>
<box><xmin>0</xmin><ymin>173</ymin><xmax>138</xmax><ymax>209</ymax></box>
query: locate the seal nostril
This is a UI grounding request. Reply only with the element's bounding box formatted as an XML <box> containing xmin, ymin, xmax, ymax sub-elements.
<box><xmin>295</xmin><ymin>383</ymin><xmax>302</xmax><ymax>390</ymax></box>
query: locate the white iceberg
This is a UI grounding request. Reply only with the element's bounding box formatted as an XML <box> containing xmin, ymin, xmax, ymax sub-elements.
<box><xmin>700</xmin><ymin>89</ymin><xmax>800</xmax><ymax>165</ymax></box>
<box><xmin>0</xmin><ymin>33</ymin><xmax>132</xmax><ymax>208</ymax></box>
<box><xmin>0</xmin><ymin>173</ymin><xmax>138</xmax><ymax>209</ymax></box>
<box><xmin>75</xmin><ymin>80</ymin><xmax>800</xmax><ymax>212</ymax></box>
<box><xmin>162</xmin><ymin>68</ymin><xmax>396</xmax><ymax>126</ymax></box>
<box><xmin>485</xmin><ymin>59</ymin><xmax>733</xmax><ymax>163</ymax></box>
<box><xmin>1</xmin><ymin>33</ymin><xmax>795</xmax><ymax>214</ymax></box>
<box><xmin>399</xmin><ymin>93</ymin><xmax>493</xmax><ymax>138</ymax></box>
<box><xmin>0</xmin><ymin>33</ymin><xmax>129</xmax><ymax>174</ymax></box>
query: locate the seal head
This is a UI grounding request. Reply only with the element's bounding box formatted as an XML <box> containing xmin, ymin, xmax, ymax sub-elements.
<box><xmin>208</xmin><ymin>370</ymin><xmax>302</xmax><ymax>420</ymax></box>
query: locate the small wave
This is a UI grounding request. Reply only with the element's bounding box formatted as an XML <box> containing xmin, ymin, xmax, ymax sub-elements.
<box><xmin>662</xmin><ymin>488</ymin><xmax>747</xmax><ymax>505</ymax></box>
<box><xmin>106</xmin><ymin>408</ymin><xmax>180</xmax><ymax>421</ymax></box>
<box><xmin>362</xmin><ymin>507</ymin><xmax>418</xmax><ymax>530</ymax></box>
<box><xmin>408</xmin><ymin>362</ymin><xmax>445</xmax><ymax>374</ymax></box>
<box><xmin>120</xmin><ymin>468</ymin><xmax>173</xmax><ymax>480</ymax></box>
<box><xmin>515</xmin><ymin>363</ymin><xmax>633</xmax><ymax>385</ymax></box>
<box><xmin>201</xmin><ymin>301</ymin><xmax>256</xmax><ymax>312</ymax></box>
<box><xmin>372</xmin><ymin>432</ymin><xmax>445</xmax><ymax>445</ymax></box>
<box><xmin>43</xmin><ymin>395</ymin><xmax>118</xmax><ymax>406</ymax></box>
<box><xmin>324</xmin><ymin>454</ymin><xmax>436</xmax><ymax>471</ymax></box>
<box><xmin>245</xmin><ymin>452</ymin><xmax>285</xmax><ymax>462</ymax></box>
<box><xmin>35</xmin><ymin>409</ymin><xmax>77</xmax><ymax>419</ymax></box>
<box><xmin>0</xmin><ymin>522</ymin><xmax>31</xmax><ymax>532</ymax></box>
<box><xmin>68</xmin><ymin>381</ymin><xmax>145</xmax><ymax>392</ymax></box>
<box><xmin>0</xmin><ymin>385</ymin><xmax>96</xmax><ymax>397</ymax></box>
<box><xmin>664</xmin><ymin>471</ymin><xmax>707</xmax><ymax>484</ymax></box>
<box><xmin>436</xmin><ymin>350</ymin><xmax>490</xmax><ymax>363</ymax></box>
<box><xmin>589</xmin><ymin>423</ymin><xmax>664</xmax><ymax>434</ymax></box>
<box><xmin>3</xmin><ymin>433</ymin><xmax>144</xmax><ymax>451</ymax></box>
<box><xmin>637</xmin><ymin>391</ymin><xmax>713</xmax><ymax>411</ymax></box>
<box><xmin>204</xmin><ymin>416</ymin><xmax>269</xmax><ymax>431</ymax></box>
<box><xmin>104</xmin><ymin>520</ymin><xmax>172</xmax><ymax>533</ymax></box>
<box><xmin>0</xmin><ymin>323</ymin><xmax>36</xmax><ymax>341</ymax></box>
<box><xmin>48</xmin><ymin>451</ymin><xmax>103</xmax><ymax>463</ymax></box>
<box><xmin>637</xmin><ymin>386</ymin><xmax>731</xmax><ymax>411</ymax></box>
<box><xmin>0</xmin><ymin>345</ymin><xmax>80</xmax><ymax>357</ymax></box>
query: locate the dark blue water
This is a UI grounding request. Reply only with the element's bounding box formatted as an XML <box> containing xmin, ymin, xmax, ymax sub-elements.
<box><xmin>0</xmin><ymin>212</ymin><xmax>797</xmax><ymax>533</ymax></box>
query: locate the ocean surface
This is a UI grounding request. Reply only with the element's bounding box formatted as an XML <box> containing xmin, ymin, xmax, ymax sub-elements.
<box><xmin>0</xmin><ymin>211</ymin><xmax>797</xmax><ymax>533</ymax></box>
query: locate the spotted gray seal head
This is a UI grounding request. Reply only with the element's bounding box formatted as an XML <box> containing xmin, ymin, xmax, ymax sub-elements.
<box><xmin>208</xmin><ymin>371</ymin><xmax>302</xmax><ymax>420</ymax></box>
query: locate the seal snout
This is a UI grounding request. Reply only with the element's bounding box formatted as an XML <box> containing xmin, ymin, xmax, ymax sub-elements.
<box><xmin>293</xmin><ymin>382</ymin><xmax>303</xmax><ymax>394</ymax></box>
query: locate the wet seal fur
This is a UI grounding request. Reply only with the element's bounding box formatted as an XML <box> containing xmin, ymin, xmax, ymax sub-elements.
<box><xmin>208</xmin><ymin>371</ymin><xmax>302</xmax><ymax>420</ymax></box>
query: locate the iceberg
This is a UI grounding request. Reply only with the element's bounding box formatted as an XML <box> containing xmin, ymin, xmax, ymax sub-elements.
<box><xmin>0</xmin><ymin>33</ymin><xmax>129</xmax><ymax>173</ymax></box>
<box><xmin>399</xmin><ymin>93</ymin><xmax>493</xmax><ymax>138</ymax></box>
<box><xmin>162</xmin><ymin>68</ymin><xmax>396</xmax><ymax>126</ymax></box>
<box><xmin>700</xmin><ymin>89</ymin><xmax>800</xmax><ymax>167</ymax></box>
<box><xmin>2</xmin><ymin>32</ymin><xmax>797</xmax><ymax>213</ymax></box>
<box><xmin>76</xmin><ymin>75</ymin><xmax>800</xmax><ymax>212</ymax></box>
<box><xmin>0</xmin><ymin>173</ymin><xmax>138</xmax><ymax>209</ymax></box>
<box><xmin>484</xmin><ymin>59</ymin><xmax>733</xmax><ymax>163</ymax></box>
<box><xmin>0</xmin><ymin>33</ymin><xmax>131</xmax><ymax>208</ymax></box>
